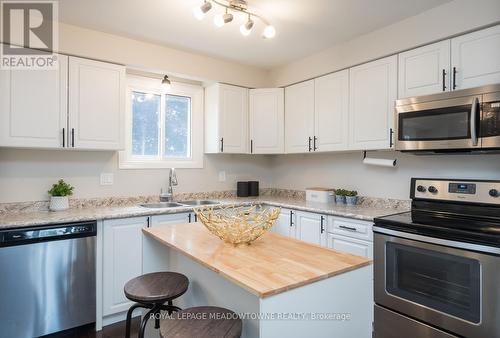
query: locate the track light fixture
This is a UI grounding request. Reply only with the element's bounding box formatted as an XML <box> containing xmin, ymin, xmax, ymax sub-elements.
<box><xmin>192</xmin><ymin>0</ymin><xmax>276</xmax><ymax>38</ymax></box>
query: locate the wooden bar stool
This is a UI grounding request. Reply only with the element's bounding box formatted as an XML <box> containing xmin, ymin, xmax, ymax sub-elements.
<box><xmin>159</xmin><ymin>306</ymin><xmax>242</xmax><ymax>338</ymax></box>
<box><xmin>124</xmin><ymin>272</ymin><xmax>189</xmax><ymax>338</ymax></box>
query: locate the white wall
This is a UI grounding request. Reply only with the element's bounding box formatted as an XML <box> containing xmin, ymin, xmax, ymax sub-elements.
<box><xmin>270</xmin><ymin>0</ymin><xmax>500</xmax><ymax>86</ymax></box>
<box><xmin>269</xmin><ymin>152</ymin><xmax>500</xmax><ymax>200</ymax></box>
<box><xmin>0</xmin><ymin>149</ymin><xmax>273</xmax><ymax>203</ymax></box>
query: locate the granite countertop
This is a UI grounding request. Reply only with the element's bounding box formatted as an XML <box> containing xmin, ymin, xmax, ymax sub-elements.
<box><xmin>143</xmin><ymin>222</ymin><xmax>372</xmax><ymax>298</ymax></box>
<box><xmin>0</xmin><ymin>195</ymin><xmax>409</xmax><ymax>229</ymax></box>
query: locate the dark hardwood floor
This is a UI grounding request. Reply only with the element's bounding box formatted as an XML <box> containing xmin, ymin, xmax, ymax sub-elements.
<box><xmin>43</xmin><ymin>318</ymin><xmax>140</xmax><ymax>338</ymax></box>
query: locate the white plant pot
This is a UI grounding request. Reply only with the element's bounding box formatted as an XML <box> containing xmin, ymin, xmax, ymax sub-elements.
<box><xmin>49</xmin><ymin>196</ymin><xmax>69</xmax><ymax>211</ymax></box>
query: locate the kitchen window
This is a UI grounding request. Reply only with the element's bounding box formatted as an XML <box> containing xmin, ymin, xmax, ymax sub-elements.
<box><xmin>120</xmin><ymin>76</ymin><xmax>203</xmax><ymax>168</ymax></box>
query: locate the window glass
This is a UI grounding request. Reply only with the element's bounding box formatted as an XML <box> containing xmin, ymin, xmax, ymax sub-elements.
<box><xmin>164</xmin><ymin>95</ymin><xmax>191</xmax><ymax>158</ymax></box>
<box><xmin>131</xmin><ymin>91</ymin><xmax>160</xmax><ymax>156</ymax></box>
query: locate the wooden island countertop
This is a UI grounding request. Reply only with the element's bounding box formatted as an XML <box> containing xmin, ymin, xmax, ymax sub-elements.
<box><xmin>142</xmin><ymin>222</ymin><xmax>372</xmax><ymax>298</ymax></box>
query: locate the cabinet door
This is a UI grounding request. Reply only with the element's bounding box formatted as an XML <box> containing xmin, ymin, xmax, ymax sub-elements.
<box><xmin>0</xmin><ymin>54</ymin><xmax>68</xmax><ymax>148</ymax></box>
<box><xmin>295</xmin><ymin>211</ymin><xmax>326</xmax><ymax>246</ymax></box>
<box><xmin>327</xmin><ymin>233</ymin><xmax>373</xmax><ymax>259</ymax></box>
<box><xmin>451</xmin><ymin>25</ymin><xmax>500</xmax><ymax>90</ymax></box>
<box><xmin>285</xmin><ymin>80</ymin><xmax>315</xmax><ymax>153</ymax></box>
<box><xmin>151</xmin><ymin>213</ymin><xmax>191</xmax><ymax>227</ymax></box>
<box><xmin>398</xmin><ymin>40</ymin><xmax>451</xmax><ymax>98</ymax></box>
<box><xmin>314</xmin><ymin>70</ymin><xmax>349</xmax><ymax>151</ymax></box>
<box><xmin>249</xmin><ymin>88</ymin><xmax>284</xmax><ymax>154</ymax></box>
<box><xmin>102</xmin><ymin>217</ymin><xmax>146</xmax><ymax>316</ymax></box>
<box><xmin>219</xmin><ymin>84</ymin><xmax>248</xmax><ymax>153</ymax></box>
<box><xmin>349</xmin><ymin>55</ymin><xmax>397</xmax><ymax>150</ymax></box>
<box><xmin>272</xmin><ymin>208</ymin><xmax>296</xmax><ymax>238</ymax></box>
<box><xmin>69</xmin><ymin>57</ymin><xmax>125</xmax><ymax>150</ymax></box>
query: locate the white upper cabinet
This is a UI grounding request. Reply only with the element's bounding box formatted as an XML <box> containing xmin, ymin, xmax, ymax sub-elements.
<box><xmin>249</xmin><ymin>88</ymin><xmax>284</xmax><ymax>154</ymax></box>
<box><xmin>314</xmin><ymin>70</ymin><xmax>349</xmax><ymax>152</ymax></box>
<box><xmin>285</xmin><ymin>80</ymin><xmax>315</xmax><ymax>153</ymax></box>
<box><xmin>205</xmin><ymin>83</ymin><xmax>248</xmax><ymax>154</ymax></box>
<box><xmin>69</xmin><ymin>57</ymin><xmax>125</xmax><ymax>150</ymax></box>
<box><xmin>398</xmin><ymin>40</ymin><xmax>451</xmax><ymax>98</ymax></box>
<box><xmin>451</xmin><ymin>25</ymin><xmax>500</xmax><ymax>90</ymax></box>
<box><xmin>349</xmin><ymin>55</ymin><xmax>397</xmax><ymax>150</ymax></box>
<box><xmin>0</xmin><ymin>54</ymin><xmax>68</xmax><ymax>148</ymax></box>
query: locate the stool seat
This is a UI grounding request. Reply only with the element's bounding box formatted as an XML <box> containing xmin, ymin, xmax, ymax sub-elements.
<box><xmin>160</xmin><ymin>306</ymin><xmax>242</xmax><ymax>338</ymax></box>
<box><xmin>124</xmin><ymin>271</ymin><xmax>189</xmax><ymax>304</ymax></box>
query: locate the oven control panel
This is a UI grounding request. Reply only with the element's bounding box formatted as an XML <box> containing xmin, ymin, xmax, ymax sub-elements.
<box><xmin>412</xmin><ymin>178</ymin><xmax>500</xmax><ymax>205</ymax></box>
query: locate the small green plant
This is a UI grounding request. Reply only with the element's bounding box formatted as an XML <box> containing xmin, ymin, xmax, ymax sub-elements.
<box><xmin>346</xmin><ymin>190</ymin><xmax>358</xmax><ymax>197</ymax></box>
<box><xmin>48</xmin><ymin>179</ymin><xmax>74</xmax><ymax>197</ymax></box>
<box><xmin>335</xmin><ymin>189</ymin><xmax>348</xmax><ymax>196</ymax></box>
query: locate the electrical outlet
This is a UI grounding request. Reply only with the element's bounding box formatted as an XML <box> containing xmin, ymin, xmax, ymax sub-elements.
<box><xmin>218</xmin><ymin>171</ymin><xmax>226</xmax><ymax>182</ymax></box>
<box><xmin>100</xmin><ymin>173</ymin><xmax>114</xmax><ymax>186</ymax></box>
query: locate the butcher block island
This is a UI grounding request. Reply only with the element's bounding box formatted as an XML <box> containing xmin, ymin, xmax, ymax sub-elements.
<box><xmin>142</xmin><ymin>222</ymin><xmax>373</xmax><ymax>338</ymax></box>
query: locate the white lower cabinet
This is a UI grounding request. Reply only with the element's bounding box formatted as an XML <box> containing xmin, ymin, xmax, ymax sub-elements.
<box><xmin>294</xmin><ymin>211</ymin><xmax>327</xmax><ymax>247</ymax></box>
<box><xmin>151</xmin><ymin>212</ymin><xmax>192</xmax><ymax>227</ymax></box>
<box><xmin>272</xmin><ymin>208</ymin><xmax>296</xmax><ymax>238</ymax></box>
<box><xmin>327</xmin><ymin>233</ymin><xmax>373</xmax><ymax>259</ymax></box>
<box><xmin>102</xmin><ymin>216</ymin><xmax>148</xmax><ymax>316</ymax></box>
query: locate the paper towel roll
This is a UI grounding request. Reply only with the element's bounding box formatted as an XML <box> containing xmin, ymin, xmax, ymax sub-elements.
<box><xmin>363</xmin><ymin>157</ymin><xmax>397</xmax><ymax>167</ymax></box>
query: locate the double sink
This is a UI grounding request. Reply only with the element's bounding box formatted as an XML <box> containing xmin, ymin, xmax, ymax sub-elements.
<box><xmin>140</xmin><ymin>200</ymin><xmax>220</xmax><ymax>209</ymax></box>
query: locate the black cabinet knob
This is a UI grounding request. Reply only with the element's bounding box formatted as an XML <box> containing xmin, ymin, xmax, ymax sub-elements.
<box><xmin>490</xmin><ymin>189</ymin><xmax>499</xmax><ymax>197</ymax></box>
<box><xmin>428</xmin><ymin>186</ymin><xmax>438</xmax><ymax>193</ymax></box>
<box><xmin>416</xmin><ymin>185</ymin><xmax>426</xmax><ymax>193</ymax></box>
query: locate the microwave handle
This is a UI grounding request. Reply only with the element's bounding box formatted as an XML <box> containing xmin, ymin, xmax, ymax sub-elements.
<box><xmin>471</xmin><ymin>97</ymin><xmax>479</xmax><ymax>146</ymax></box>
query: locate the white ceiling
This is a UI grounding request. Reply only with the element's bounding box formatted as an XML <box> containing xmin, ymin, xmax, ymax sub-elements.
<box><xmin>58</xmin><ymin>0</ymin><xmax>451</xmax><ymax>69</ymax></box>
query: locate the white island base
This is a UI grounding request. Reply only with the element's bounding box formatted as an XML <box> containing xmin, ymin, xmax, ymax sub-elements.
<box><xmin>143</xmin><ymin>233</ymin><xmax>373</xmax><ymax>338</ymax></box>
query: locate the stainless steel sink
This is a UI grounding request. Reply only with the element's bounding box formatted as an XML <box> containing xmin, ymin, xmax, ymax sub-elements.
<box><xmin>179</xmin><ymin>200</ymin><xmax>220</xmax><ymax>206</ymax></box>
<box><xmin>139</xmin><ymin>202</ymin><xmax>184</xmax><ymax>209</ymax></box>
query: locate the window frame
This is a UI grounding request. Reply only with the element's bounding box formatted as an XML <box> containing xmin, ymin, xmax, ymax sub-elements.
<box><xmin>119</xmin><ymin>75</ymin><xmax>204</xmax><ymax>169</ymax></box>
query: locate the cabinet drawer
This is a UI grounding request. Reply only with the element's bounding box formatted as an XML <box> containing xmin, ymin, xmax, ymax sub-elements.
<box><xmin>328</xmin><ymin>217</ymin><xmax>373</xmax><ymax>241</ymax></box>
<box><xmin>327</xmin><ymin>233</ymin><xmax>373</xmax><ymax>259</ymax></box>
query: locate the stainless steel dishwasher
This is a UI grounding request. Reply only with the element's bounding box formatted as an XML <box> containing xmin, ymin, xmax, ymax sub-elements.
<box><xmin>0</xmin><ymin>221</ymin><xmax>96</xmax><ymax>338</ymax></box>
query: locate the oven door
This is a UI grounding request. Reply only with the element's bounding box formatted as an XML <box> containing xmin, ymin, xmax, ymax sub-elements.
<box><xmin>395</xmin><ymin>95</ymin><xmax>482</xmax><ymax>151</ymax></box>
<box><xmin>374</xmin><ymin>230</ymin><xmax>500</xmax><ymax>338</ymax></box>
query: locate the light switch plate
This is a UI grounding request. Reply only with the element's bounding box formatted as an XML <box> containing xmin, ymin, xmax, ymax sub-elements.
<box><xmin>100</xmin><ymin>173</ymin><xmax>114</xmax><ymax>186</ymax></box>
<box><xmin>218</xmin><ymin>171</ymin><xmax>226</xmax><ymax>182</ymax></box>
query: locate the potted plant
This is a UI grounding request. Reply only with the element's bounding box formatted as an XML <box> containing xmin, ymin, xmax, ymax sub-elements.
<box><xmin>48</xmin><ymin>179</ymin><xmax>74</xmax><ymax>211</ymax></box>
<box><xmin>335</xmin><ymin>189</ymin><xmax>347</xmax><ymax>204</ymax></box>
<box><xmin>345</xmin><ymin>190</ymin><xmax>359</xmax><ymax>205</ymax></box>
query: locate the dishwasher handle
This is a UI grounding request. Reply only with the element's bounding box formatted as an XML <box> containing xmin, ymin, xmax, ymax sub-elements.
<box><xmin>0</xmin><ymin>221</ymin><xmax>97</xmax><ymax>247</ymax></box>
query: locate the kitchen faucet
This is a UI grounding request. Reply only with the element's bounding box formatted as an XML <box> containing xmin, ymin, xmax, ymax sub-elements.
<box><xmin>160</xmin><ymin>168</ymin><xmax>178</xmax><ymax>202</ymax></box>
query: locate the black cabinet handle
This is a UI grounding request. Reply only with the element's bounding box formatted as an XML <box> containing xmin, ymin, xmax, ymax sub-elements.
<box><xmin>339</xmin><ymin>225</ymin><xmax>357</xmax><ymax>232</ymax></box>
<box><xmin>188</xmin><ymin>214</ymin><xmax>192</xmax><ymax>223</ymax></box>
<box><xmin>71</xmin><ymin>128</ymin><xmax>75</xmax><ymax>147</ymax></box>
<box><xmin>147</xmin><ymin>217</ymin><xmax>151</xmax><ymax>228</ymax></box>
<box><xmin>194</xmin><ymin>213</ymin><xmax>198</xmax><ymax>222</ymax></box>
<box><xmin>62</xmin><ymin>128</ymin><xmax>65</xmax><ymax>147</ymax></box>
<box><xmin>442</xmin><ymin>69</ymin><xmax>446</xmax><ymax>91</ymax></box>
<box><xmin>250</xmin><ymin>139</ymin><xmax>253</xmax><ymax>154</ymax></box>
<box><xmin>320</xmin><ymin>216</ymin><xmax>325</xmax><ymax>234</ymax></box>
<box><xmin>308</xmin><ymin>137</ymin><xmax>312</xmax><ymax>152</ymax></box>
<box><xmin>313</xmin><ymin>136</ymin><xmax>318</xmax><ymax>151</ymax></box>
<box><xmin>389</xmin><ymin>128</ymin><xmax>394</xmax><ymax>148</ymax></box>
<box><xmin>220</xmin><ymin>138</ymin><xmax>224</xmax><ymax>152</ymax></box>
<box><xmin>452</xmin><ymin>67</ymin><xmax>457</xmax><ymax>90</ymax></box>
<box><xmin>289</xmin><ymin>210</ymin><xmax>294</xmax><ymax>227</ymax></box>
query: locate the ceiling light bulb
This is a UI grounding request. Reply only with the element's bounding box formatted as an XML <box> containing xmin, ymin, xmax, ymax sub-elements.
<box><xmin>193</xmin><ymin>1</ymin><xmax>211</xmax><ymax>20</ymax></box>
<box><xmin>240</xmin><ymin>17</ymin><xmax>254</xmax><ymax>36</ymax></box>
<box><xmin>161</xmin><ymin>75</ymin><xmax>171</xmax><ymax>91</ymax></box>
<box><xmin>263</xmin><ymin>25</ymin><xmax>276</xmax><ymax>39</ymax></box>
<box><xmin>214</xmin><ymin>13</ymin><xmax>225</xmax><ymax>27</ymax></box>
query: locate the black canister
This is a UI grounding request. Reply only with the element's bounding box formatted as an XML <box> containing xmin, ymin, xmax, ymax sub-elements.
<box><xmin>248</xmin><ymin>181</ymin><xmax>259</xmax><ymax>197</ymax></box>
<box><xmin>237</xmin><ymin>181</ymin><xmax>249</xmax><ymax>197</ymax></box>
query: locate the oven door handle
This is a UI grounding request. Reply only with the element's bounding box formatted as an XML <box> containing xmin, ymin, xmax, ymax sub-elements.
<box><xmin>470</xmin><ymin>97</ymin><xmax>479</xmax><ymax>146</ymax></box>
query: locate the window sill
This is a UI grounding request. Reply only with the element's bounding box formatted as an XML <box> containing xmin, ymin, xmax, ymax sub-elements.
<box><xmin>118</xmin><ymin>153</ymin><xmax>203</xmax><ymax>169</ymax></box>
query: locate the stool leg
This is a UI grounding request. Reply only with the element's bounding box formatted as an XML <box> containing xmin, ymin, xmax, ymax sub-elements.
<box><xmin>168</xmin><ymin>300</ymin><xmax>173</xmax><ymax>315</ymax></box>
<box><xmin>139</xmin><ymin>308</ymin><xmax>156</xmax><ymax>338</ymax></box>
<box><xmin>125</xmin><ymin>303</ymin><xmax>143</xmax><ymax>338</ymax></box>
<box><xmin>154</xmin><ymin>306</ymin><xmax>161</xmax><ymax>329</ymax></box>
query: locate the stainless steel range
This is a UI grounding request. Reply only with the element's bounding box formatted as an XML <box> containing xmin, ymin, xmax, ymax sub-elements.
<box><xmin>373</xmin><ymin>178</ymin><xmax>500</xmax><ymax>338</ymax></box>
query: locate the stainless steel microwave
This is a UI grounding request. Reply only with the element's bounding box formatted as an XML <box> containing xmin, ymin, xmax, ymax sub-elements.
<box><xmin>395</xmin><ymin>84</ymin><xmax>500</xmax><ymax>152</ymax></box>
